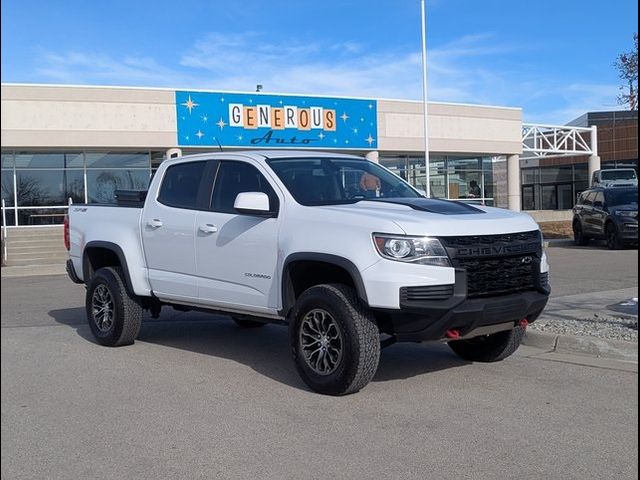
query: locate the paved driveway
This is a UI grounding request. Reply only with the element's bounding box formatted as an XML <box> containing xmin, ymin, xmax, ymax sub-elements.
<box><xmin>1</xmin><ymin>246</ymin><xmax>638</xmax><ymax>479</ymax></box>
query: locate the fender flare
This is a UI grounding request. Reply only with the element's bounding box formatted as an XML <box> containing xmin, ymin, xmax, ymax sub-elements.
<box><xmin>280</xmin><ymin>252</ymin><xmax>369</xmax><ymax>316</ymax></box>
<box><xmin>83</xmin><ymin>241</ymin><xmax>135</xmax><ymax>294</ymax></box>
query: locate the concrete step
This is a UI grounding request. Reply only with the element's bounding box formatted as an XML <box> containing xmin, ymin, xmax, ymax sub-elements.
<box><xmin>7</xmin><ymin>228</ymin><xmax>62</xmax><ymax>240</ymax></box>
<box><xmin>7</xmin><ymin>250</ymin><xmax>69</xmax><ymax>259</ymax></box>
<box><xmin>6</xmin><ymin>257</ymin><xmax>67</xmax><ymax>267</ymax></box>
<box><xmin>8</xmin><ymin>239</ymin><xmax>66</xmax><ymax>248</ymax></box>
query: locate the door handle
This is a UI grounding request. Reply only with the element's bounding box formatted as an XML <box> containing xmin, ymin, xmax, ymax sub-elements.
<box><xmin>147</xmin><ymin>219</ymin><xmax>163</xmax><ymax>228</ymax></box>
<box><xmin>198</xmin><ymin>224</ymin><xmax>218</xmax><ymax>234</ymax></box>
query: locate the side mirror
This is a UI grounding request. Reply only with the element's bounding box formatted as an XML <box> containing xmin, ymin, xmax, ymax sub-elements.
<box><xmin>234</xmin><ymin>192</ymin><xmax>274</xmax><ymax>216</ymax></box>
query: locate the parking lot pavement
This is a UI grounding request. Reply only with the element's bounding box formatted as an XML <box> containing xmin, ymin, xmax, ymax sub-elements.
<box><xmin>544</xmin><ymin>243</ymin><xmax>638</xmax><ymax>297</ymax></box>
<box><xmin>1</xmin><ymin>246</ymin><xmax>638</xmax><ymax>480</ymax></box>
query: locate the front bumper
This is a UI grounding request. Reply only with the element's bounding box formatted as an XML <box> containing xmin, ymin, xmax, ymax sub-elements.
<box><xmin>374</xmin><ymin>270</ymin><xmax>549</xmax><ymax>342</ymax></box>
<box><xmin>616</xmin><ymin>219</ymin><xmax>638</xmax><ymax>242</ymax></box>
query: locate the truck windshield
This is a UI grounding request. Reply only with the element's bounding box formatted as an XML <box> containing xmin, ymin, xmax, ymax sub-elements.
<box><xmin>267</xmin><ymin>157</ymin><xmax>421</xmax><ymax>206</ymax></box>
<box><xmin>605</xmin><ymin>189</ymin><xmax>638</xmax><ymax>207</ymax></box>
<box><xmin>601</xmin><ymin>170</ymin><xmax>637</xmax><ymax>180</ymax></box>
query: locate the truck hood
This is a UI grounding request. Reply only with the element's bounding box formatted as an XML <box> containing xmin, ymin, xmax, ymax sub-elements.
<box><xmin>320</xmin><ymin>198</ymin><xmax>540</xmax><ymax>236</ymax></box>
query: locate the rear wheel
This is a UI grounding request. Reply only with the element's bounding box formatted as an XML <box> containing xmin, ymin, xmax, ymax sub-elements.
<box><xmin>289</xmin><ymin>284</ymin><xmax>380</xmax><ymax>395</ymax></box>
<box><xmin>86</xmin><ymin>267</ymin><xmax>142</xmax><ymax>346</ymax></box>
<box><xmin>448</xmin><ymin>325</ymin><xmax>525</xmax><ymax>362</ymax></box>
<box><xmin>573</xmin><ymin>220</ymin><xmax>589</xmax><ymax>246</ymax></box>
<box><xmin>606</xmin><ymin>222</ymin><xmax>623</xmax><ymax>250</ymax></box>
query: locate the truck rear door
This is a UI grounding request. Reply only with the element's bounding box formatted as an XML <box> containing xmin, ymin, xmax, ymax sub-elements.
<box><xmin>141</xmin><ymin>159</ymin><xmax>215</xmax><ymax>301</ymax></box>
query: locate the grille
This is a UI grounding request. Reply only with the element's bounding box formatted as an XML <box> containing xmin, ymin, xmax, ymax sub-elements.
<box><xmin>440</xmin><ymin>231</ymin><xmax>542</xmax><ymax>298</ymax></box>
<box><xmin>440</xmin><ymin>230</ymin><xmax>540</xmax><ymax>248</ymax></box>
<box><xmin>456</xmin><ymin>255</ymin><xmax>536</xmax><ymax>297</ymax></box>
<box><xmin>400</xmin><ymin>285</ymin><xmax>454</xmax><ymax>303</ymax></box>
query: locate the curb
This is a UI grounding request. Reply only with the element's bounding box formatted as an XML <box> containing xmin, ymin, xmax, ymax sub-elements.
<box><xmin>524</xmin><ymin>330</ymin><xmax>638</xmax><ymax>363</ymax></box>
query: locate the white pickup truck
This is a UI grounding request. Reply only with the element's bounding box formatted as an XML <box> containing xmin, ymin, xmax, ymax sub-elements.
<box><xmin>66</xmin><ymin>150</ymin><xmax>550</xmax><ymax>395</ymax></box>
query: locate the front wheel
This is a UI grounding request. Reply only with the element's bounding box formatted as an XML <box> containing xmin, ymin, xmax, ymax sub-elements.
<box><xmin>448</xmin><ymin>325</ymin><xmax>525</xmax><ymax>362</ymax></box>
<box><xmin>86</xmin><ymin>267</ymin><xmax>142</xmax><ymax>347</ymax></box>
<box><xmin>289</xmin><ymin>284</ymin><xmax>380</xmax><ymax>396</ymax></box>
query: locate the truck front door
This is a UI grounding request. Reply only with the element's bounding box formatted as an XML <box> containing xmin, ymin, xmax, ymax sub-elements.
<box><xmin>194</xmin><ymin>160</ymin><xmax>281</xmax><ymax>315</ymax></box>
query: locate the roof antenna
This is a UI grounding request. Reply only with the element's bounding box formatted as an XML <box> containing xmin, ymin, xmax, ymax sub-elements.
<box><xmin>215</xmin><ymin>137</ymin><xmax>224</xmax><ymax>152</ymax></box>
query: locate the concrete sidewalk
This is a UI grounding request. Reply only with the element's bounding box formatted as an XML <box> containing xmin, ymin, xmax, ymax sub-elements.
<box><xmin>525</xmin><ymin>287</ymin><xmax>638</xmax><ymax>362</ymax></box>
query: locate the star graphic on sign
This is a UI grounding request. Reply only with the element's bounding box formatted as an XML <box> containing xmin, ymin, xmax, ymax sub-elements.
<box><xmin>216</xmin><ymin>118</ymin><xmax>227</xmax><ymax>130</ymax></box>
<box><xmin>340</xmin><ymin>112</ymin><xmax>349</xmax><ymax>122</ymax></box>
<box><xmin>237</xmin><ymin>135</ymin><xmax>243</xmax><ymax>141</ymax></box>
<box><xmin>318</xmin><ymin>133</ymin><xmax>325</xmax><ymax>140</ymax></box>
<box><xmin>201</xmin><ymin>114</ymin><xmax>208</xmax><ymax>123</ymax></box>
<box><xmin>184</xmin><ymin>135</ymin><xmax>190</xmax><ymax>141</ymax></box>
<box><xmin>278</xmin><ymin>100</ymin><xmax>283</xmax><ymax>105</ymax></box>
<box><xmin>352</xmin><ymin>128</ymin><xmax>359</xmax><ymax>134</ymax></box>
<box><xmin>345</xmin><ymin>139</ymin><xmax>350</xmax><ymax>144</ymax></box>
<box><xmin>360</xmin><ymin>117</ymin><xmax>365</xmax><ymax>122</ymax></box>
<box><xmin>220</xmin><ymin>97</ymin><xmax>225</xmax><ymax>102</ymax></box>
<box><xmin>195</xmin><ymin>130</ymin><xmax>205</xmax><ymax>139</ymax></box>
<box><xmin>181</xmin><ymin>95</ymin><xmax>199</xmax><ymax>114</ymax></box>
<box><xmin>366</xmin><ymin>134</ymin><xmax>376</xmax><ymax>146</ymax></box>
<box><xmin>368</xmin><ymin>104</ymin><xmax>374</xmax><ymax>110</ymax></box>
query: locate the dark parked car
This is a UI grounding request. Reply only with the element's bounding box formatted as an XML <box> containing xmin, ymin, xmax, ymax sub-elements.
<box><xmin>573</xmin><ymin>186</ymin><xmax>638</xmax><ymax>249</ymax></box>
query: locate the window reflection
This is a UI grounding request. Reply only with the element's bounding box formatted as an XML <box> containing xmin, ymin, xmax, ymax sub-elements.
<box><xmin>87</xmin><ymin>169</ymin><xmax>150</xmax><ymax>204</ymax></box>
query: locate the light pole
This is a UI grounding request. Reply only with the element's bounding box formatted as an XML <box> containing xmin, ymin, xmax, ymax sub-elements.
<box><xmin>420</xmin><ymin>0</ymin><xmax>431</xmax><ymax>198</ymax></box>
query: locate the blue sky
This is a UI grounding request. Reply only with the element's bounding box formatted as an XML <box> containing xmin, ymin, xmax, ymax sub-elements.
<box><xmin>1</xmin><ymin>0</ymin><xmax>637</xmax><ymax>124</ymax></box>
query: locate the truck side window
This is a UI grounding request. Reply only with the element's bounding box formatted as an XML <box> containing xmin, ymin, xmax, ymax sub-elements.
<box><xmin>211</xmin><ymin>161</ymin><xmax>279</xmax><ymax>214</ymax></box>
<box><xmin>158</xmin><ymin>161</ymin><xmax>207</xmax><ymax>209</ymax></box>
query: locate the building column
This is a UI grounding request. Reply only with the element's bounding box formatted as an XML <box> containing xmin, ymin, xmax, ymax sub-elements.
<box><xmin>365</xmin><ymin>151</ymin><xmax>379</xmax><ymax>163</ymax></box>
<box><xmin>166</xmin><ymin>147</ymin><xmax>182</xmax><ymax>159</ymax></box>
<box><xmin>507</xmin><ymin>154</ymin><xmax>521</xmax><ymax>212</ymax></box>
<box><xmin>588</xmin><ymin>125</ymin><xmax>600</xmax><ymax>186</ymax></box>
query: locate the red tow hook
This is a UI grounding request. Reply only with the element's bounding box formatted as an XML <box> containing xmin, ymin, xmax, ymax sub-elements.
<box><xmin>519</xmin><ymin>319</ymin><xmax>529</xmax><ymax>329</ymax></box>
<box><xmin>445</xmin><ymin>329</ymin><xmax>461</xmax><ymax>340</ymax></box>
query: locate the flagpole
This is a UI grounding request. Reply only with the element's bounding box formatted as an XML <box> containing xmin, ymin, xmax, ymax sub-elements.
<box><xmin>420</xmin><ymin>0</ymin><xmax>431</xmax><ymax>198</ymax></box>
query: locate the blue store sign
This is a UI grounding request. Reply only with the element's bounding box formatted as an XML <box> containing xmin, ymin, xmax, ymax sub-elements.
<box><xmin>176</xmin><ymin>91</ymin><xmax>377</xmax><ymax>149</ymax></box>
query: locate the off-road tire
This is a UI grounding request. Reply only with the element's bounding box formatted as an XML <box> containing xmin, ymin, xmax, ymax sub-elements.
<box><xmin>448</xmin><ymin>325</ymin><xmax>525</xmax><ymax>362</ymax></box>
<box><xmin>86</xmin><ymin>267</ymin><xmax>142</xmax><ymax>347</ymax></box>
<box><xmin>289</xmin><ymin>284</ymin><xmax>380</xmax><ymax>396</ymax></box>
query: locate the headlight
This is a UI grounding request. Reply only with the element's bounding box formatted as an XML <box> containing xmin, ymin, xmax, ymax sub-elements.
<box><xmin>615</xmin><ymin>210</ymin><xmax>638</xmax><ymax>217</ymax></box>
<box><xmin>373</xmin><ymin>234</ymin><xmax>451</xmax><ymax>266</ymax></box>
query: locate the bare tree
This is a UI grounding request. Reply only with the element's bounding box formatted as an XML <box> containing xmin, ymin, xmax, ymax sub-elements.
<box><xmin>615</xmin><ymin>33</ymin><xmax>638</xmax><ymax>110</ymax></box>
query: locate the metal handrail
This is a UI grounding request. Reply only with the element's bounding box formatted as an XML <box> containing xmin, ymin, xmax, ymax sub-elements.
<box><xmin>2</xmin><ymin>199</ymin><xmax>7</xmax><ymax>262</ymax></box>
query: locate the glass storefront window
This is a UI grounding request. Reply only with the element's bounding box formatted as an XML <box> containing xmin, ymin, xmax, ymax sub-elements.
<box><xmin>447</xmin><ymin>157</ymin><xmax>482</xmax><ymax>171</ymax></box>
<box><xmin>86</xmin><ymin>152</ymin><xmax>150</xmax><ymax>168</ymax></box>
<box><xmin>15</xmin><ymin>152</ymin><xmax>84</xmax><ymax>169</ymax></box>
<box><xmin>541</xmin><ymin>185</ymin><xmax>558</xmax><ymax>210</ymax></box>
<box><xmin>17</xmin><ymin>208</ymin><xmax>67</xmax><ymax>226</ymax></box>
<box><xmin>539</xmin><ymin>166</ymin><xmax>573</xmax><ymax>183</ymax></box>
<box><xmin>483</xmin><ymin>170</ymin><xmax>495</xmax><ymax>199</ymax></box>
<box><xmin>16</xmin><ymin>170</ymin><xmax>84</xmax><ymax>206</ymax></box>
<box><xmin>87</xmin><ymin>169</ymin><xmax>151</xmax><ymax>204</ymax></box>
<box><xmin>448</xmin><ymin>171</ymin><xmax>482</xmax><ymax>199</ymax></box>
<box><xmin>1</xmin><ymin>210</ymin><xmax>16</xmax><ymax>227</ymax></box>
<box><xmin>1</xmin><ymin>152</ymin><xmax>14</xmax><ymax>168</ymax></box>
<box><xmin>2</xmin><ymin>170</ymin><xmax>14</xmax><ymax>206</ymax></box>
